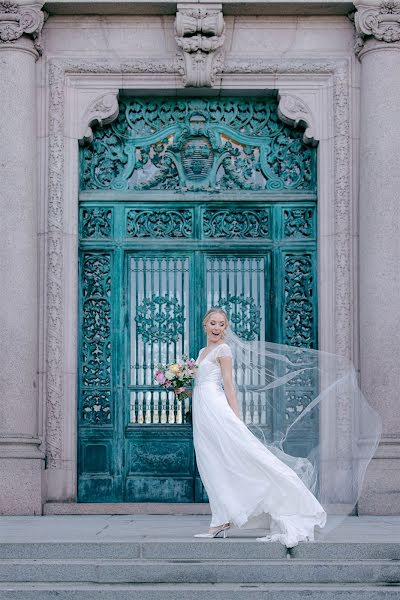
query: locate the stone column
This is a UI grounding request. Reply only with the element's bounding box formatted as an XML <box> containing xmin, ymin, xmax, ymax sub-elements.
<box><xmin>0</xmin><ymin>1</ymin><xmax>45</xmax><ymax>514</ymax></box>
<box><xmin>354</xmin><ymin>0</ymin><xmax>400</xmax><ymax>514</ymax></box>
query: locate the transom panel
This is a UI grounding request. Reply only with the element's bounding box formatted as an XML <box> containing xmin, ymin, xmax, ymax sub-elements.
<box><xmin>80</xmin><ymin>96</ymin><xmax>316</xmax><ymax>193</ymax></box>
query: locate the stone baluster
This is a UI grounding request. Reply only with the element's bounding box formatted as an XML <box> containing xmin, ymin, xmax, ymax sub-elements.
<box><xmin>354</xmin><ymin>0</ymin><xmax>400</xmax><ymax>513</ymax></box>
<box><xmin>0</xmin><ymin>1</ymin><xmax>45</xmax><ymax>514</ymax></box>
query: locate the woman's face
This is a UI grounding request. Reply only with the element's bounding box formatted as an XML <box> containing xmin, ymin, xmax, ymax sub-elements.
<box><xmin>205</xmin><ymin>312</ymin><xmax>227</xmax><ymax>343</ymax></box>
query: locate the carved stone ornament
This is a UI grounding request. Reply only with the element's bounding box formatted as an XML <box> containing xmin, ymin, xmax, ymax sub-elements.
<box><xmin>46</xmin><ymin>57</ymin><xmax>353</xmax><ymax>478</ymax></box>
<box><xmin>277</xmin><ymin>93</ymin><xmax>317</xmax><ymax>146</ymax></box>
<box><xmin>80</xmin><ymin>91</ymin><xmax>120</xmax><ymax>145</ymax></box>
<box><xmin>354</xmin><ymin>0</ymin><xmax>400</xmax><ymax>55</ymax></box>
<box><xmin>0</xmin><ymin>1</ymin><xmax>46</xmax><ymax>54</ymax></box>
<box><xmin>175</xmin><ymin>3</ymin><xmax>225</xmax><ymax>87</ymax></box>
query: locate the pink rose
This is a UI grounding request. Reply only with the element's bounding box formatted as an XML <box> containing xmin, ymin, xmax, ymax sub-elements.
<box><xmin>155</xmin><ymin>371</ymin><xmax>166</xmax><ymax>385</ymax></box>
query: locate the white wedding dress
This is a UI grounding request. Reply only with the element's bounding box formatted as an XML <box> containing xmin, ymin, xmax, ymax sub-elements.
<box><xmin>192</xmin><ymin>342</ymin><xmax>327</xmax><ymax>548</ymax></box>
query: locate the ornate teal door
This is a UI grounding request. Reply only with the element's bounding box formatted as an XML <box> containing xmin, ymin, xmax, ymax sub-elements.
<box><xmin>77</xmin><ymin>97</ymin><xmax>317</xmax><ymax>502</ymax></box>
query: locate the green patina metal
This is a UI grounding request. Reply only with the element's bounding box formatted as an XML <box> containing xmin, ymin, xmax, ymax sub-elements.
<box><xmin>81</xmin><ymin>96</ymin><xmax>316</xmax><ymax>193</ymax></box>
<box><xmin>78</xmin><ymin>96</ymin><xmax>318</xmax><ymax>503</ymax></box>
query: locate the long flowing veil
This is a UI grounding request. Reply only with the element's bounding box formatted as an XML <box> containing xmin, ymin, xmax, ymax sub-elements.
<box><xmin>224</xmin><ymin>327</ymin><xmax>382</xmax><ymax>534</ymax></box>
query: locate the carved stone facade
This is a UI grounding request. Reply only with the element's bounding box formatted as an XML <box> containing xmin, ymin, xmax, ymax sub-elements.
<box><xmin>43</xmin><ymin>55</ymin><xmax>354</xmax><ymax>507</ymax></box>
<box><xmin>353</xmin><ymin>0</ymin><xmax>400</xmax><ymax>513</ymax></box>
<box><xmin>0</xmin><ymin>1</ymin><xmax>46</xmax><ymax>54</ymax></box>
<box><xmin>354</xmin><ymin>0</ymin><xmax>400</xmax><ymax>54</ymax></box>
<box><xmin>175</xmin><ymin>3</ymin><xmax>225</xmax><ymax>86</ymax></box>
<box><xmin>0</xmin><ymin>1</ymin><xmax>399</xmax><ymax>514</ymax></box>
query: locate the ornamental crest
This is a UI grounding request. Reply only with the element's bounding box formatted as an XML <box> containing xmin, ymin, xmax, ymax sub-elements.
<box><xmin>181</xmin><ymin>136</ymin><xmax>214</xmax><ymax>180</ymax></box>
<box><xmin>81</xmin><ymin>97</ymin><xmax>316</xmax><ymax>193</ymax></box>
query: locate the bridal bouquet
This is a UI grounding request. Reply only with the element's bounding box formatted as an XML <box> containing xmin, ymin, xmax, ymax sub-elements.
<box><xmin>155</xmin><ymin>357</ymin><xmax>198</xmax><ymax>401</ymax></box>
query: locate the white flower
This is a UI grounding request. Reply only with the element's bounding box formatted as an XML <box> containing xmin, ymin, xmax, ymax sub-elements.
<box><xmin>165</xmin><ymin>370</ymin><xmax>175</xmax><ymax>380</ymax></box>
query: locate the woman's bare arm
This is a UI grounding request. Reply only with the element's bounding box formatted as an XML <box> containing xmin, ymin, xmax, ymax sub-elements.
<box><xmin>219</xmin><ymin>356</ymin><xmax>241</xmax><ymax>419</ymax></box>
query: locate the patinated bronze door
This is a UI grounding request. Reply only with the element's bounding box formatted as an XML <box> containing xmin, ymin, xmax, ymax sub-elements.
<box><xmin>77</xmin><ymin>97</ymin><xmax>317</xmax><ymax>502</ymax></box>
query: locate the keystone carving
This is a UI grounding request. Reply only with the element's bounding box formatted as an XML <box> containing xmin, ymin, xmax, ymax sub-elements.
<box><xmin>0</xmin><ymin>1</ymin><xmax>46</xmax><ymax>54</ymax></box>
<box><xmin>353</xmin><ymin>0</ymin><xmax>400</xmax><ymax>55</ymax></box>
<box><xmin>175</xmin><ymin>3</ymin><xmax>225</xmax><ymax>87</ymax></box>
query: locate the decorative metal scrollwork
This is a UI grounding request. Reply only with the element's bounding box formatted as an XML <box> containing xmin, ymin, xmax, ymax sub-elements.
<box><xmin>126</xmin><ymin>208</ymin><xmax>193</xmax><ymax>238</ymax></box>
<box><xmin>81</xmin><ymin>207</ymin><xmax>112</xmax><ymax>238</ymax></box>
<box><xmin>284</xmin><ymin>255</ymin><xmax>314</xmax><ymax>347</ymax></box>
<box><xmin>80</xmin><ymin>97</ymin><xmax>316</xmax><ymax>193</ymax></box>
<box><xmin>284</xmin><ymin>207</ymin><xmax>314</xmax><ymax>238</ymax></box>
<box><xmin>81</xmin><ymin>254</ymin><xmax>112</xmax><ymax>387</ymax></box>
<box><xmin>135</xmin><ymin>295</ymin><xmax>185</xmax><ymax>343</ymax></box>
<box><xmin>203</xmin><ymin>208</ymin><xmax>269</xmax><ymax>238</ymax></box>
<box><xmin>217</xmin><ymin>295</ymin><xmax>261</xmax><ymax>341</ymax></box>
<box><xmin>284</xmin><ymin>390</ymin><xmax>313</xmax><ymax>424</ymax></box>
<box><xmin>82</xmin><ymin>391</ymin><xmax>111</xmax><ymax>424</ymax></box>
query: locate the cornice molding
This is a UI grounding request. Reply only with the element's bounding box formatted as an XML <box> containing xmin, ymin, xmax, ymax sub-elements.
<box><xmin>353</xmin><ymin>0</ymin><xmax>400</xmax><ymax>56</ymax></box>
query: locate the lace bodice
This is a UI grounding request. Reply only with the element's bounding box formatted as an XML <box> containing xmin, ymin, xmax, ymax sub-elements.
<box><xmin>195</xmin><ymin>343</ymin><xmax>233</xmax><ymax>386</ymax></box>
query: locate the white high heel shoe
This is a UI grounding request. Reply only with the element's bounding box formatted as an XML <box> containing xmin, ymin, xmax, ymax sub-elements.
<box><xmin>194</xmin><ymin>525</ymin><xmax>230</xmax><ymax>538</ymax></box>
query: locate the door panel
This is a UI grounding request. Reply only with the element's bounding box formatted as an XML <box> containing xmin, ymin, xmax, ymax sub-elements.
<box><xmin>205</xmin><ymin>254</ymin><xmax>269</xmax><ymax>343</ymax></box>
<box><xmin>125</xmin><ymin>253</ymin><xmax>195</xmax><ymax>501</ymax></box>
<box><xmin>78</xmin><ymin>201</ymin><xmax>317</xmax><ymax>502</ymax></box>
<box><xmin>78</xmin><ymin>95</ymin><xmax>318</xmax><ymax>503</ymax></box>
<box><xmin>129</xmin><ymin>254</ymin><xmax>192</xmax><ymax>424</ymax></box>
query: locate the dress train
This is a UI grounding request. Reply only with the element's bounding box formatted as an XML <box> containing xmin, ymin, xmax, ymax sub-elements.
<box><xmin>192</xmin><ymin>343</ymin><xmax>326</xmax><ymax>548</ymax></box>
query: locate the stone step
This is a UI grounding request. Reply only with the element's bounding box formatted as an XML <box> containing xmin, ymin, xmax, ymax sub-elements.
<box><xmin>0</xmin><ymin>582</ymin><xmax>399</xmax><ymax>600</ymax></box>
<box><xmin>43</xmin><ymin>503</ymin><xmax>211</xmax><ymax>515</ymax></box>
<box><xmin>1</xmin><ymin>541</ymin><xmax>399</xmax><ymax>561</ymax></box>
<box><xmin>0</xmin><ymin>558</ymin><xmax>399</xmax><ymax>584</ymax></box>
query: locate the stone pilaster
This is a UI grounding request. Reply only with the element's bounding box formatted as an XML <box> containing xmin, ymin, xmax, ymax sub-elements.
<box><xmin>0</xmin><ymin>1</ymin><xmax>46</xmax><ymax>514</ymax></box>
<box><xmin>353</xmin><ymin>0</ymin><xmax>400</xmax><ymax>514</ymax></box>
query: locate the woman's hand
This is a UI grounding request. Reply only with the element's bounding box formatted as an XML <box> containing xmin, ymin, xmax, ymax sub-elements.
<box><xmin>174</xmin><ymin>387</ymin><xmax>192</xmax><ymax>397</ymax></box>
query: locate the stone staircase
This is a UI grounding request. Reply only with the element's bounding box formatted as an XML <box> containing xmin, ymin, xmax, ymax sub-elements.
<box><xmin>0</xmin><ymin>539</ymin><xmax>399</xmax><ymax>599</ymax></box>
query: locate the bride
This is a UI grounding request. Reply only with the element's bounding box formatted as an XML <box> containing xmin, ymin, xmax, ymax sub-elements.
<box><xmin>175</xmin><ymin>307</ymin><xmax>328</xmax><ymax>548</ymax></box>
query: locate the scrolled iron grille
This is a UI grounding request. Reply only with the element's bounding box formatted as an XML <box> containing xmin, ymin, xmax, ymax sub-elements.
<box><xmin>80</xmin><ymin>97</ymin><xmax>316</xmax><ymax>193</ymax></box>
<box><xmin>283</xmin><ymin>207</ymin><xmax>315</xmax><ymax>239</ymax></box>
<box><xmin>129</xmin><ymin>256</ymin><xmax>191</xmax><ymax>425</ymax></box>
<box><xmin>206</xmin><ymin>256</ymin><xmax>265</xmax><ymax>343</ymax></box>
<box><xmin>206</xmin><ymin>255</ymin><xmax>272</xmax><ymax>430</ymax></box>
<box><xmin>126</xmin><ymin>208</ymin><xmax>193</xmax><ymax>238</ymax></box>
<box><xmin>284</xmin><ymin>253</ymin><xmax>315</xmax><ymax>348</ymax></box>
<box><xmin>203</xmin><ymin>208</ymin><xmax>270</xmax><ymax>239</ymax></box>
<box><xmin>80</xmin><ymin>253</ymin><xmax>112</xmax><ymax>425</ymax></box>
<box><xmin>81</xmin><ymin>207</ymin><xmax>113</xmax><ymax>239</ymax></box>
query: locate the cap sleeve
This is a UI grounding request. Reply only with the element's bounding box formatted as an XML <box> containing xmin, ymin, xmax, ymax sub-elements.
<box><xmin>215</xmin><ymin>343</ymin><xmax>233</xmax><ymax>359</ymax></box>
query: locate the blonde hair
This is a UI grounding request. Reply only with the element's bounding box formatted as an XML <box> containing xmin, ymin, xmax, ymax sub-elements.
<box><xmin>202</xmin><ymin>307</ymin><xmax>229</xmax><ymax>330</ymax></box>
